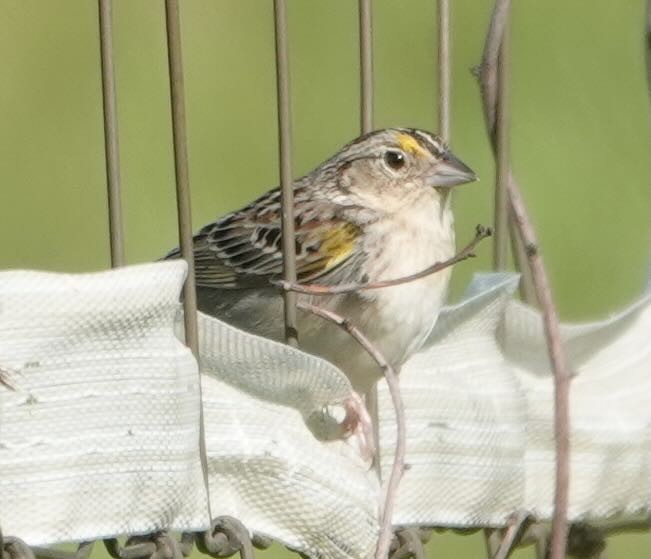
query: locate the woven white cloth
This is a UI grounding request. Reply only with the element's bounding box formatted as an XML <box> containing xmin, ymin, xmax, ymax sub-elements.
<box><xmin>1</xmin><ymin>262</ymin><xmax>650</xmax><ymax>559</ymax></box>
<box><xmin>379</xmin><ymin>273</ymin><xmax>651</xmax><ymax>527</ymax></box>
<box><xmin>196</xmin><ymin>313</ymin><xmax>379</xmax><ymax>559</ymax></box>
<box><xmin>0</xmin><ymin>262</ymin><xmax>209</xmax><ymax>545</ymax></box>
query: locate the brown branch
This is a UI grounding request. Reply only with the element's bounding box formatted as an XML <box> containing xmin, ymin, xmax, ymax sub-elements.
<box><xmin>276</xmin><ymin>225</ymin><xmax>491</xmax><ymax>296</ymax></box>
<box><xmin>295</xmin><ymin>302</ymin><xmax>405</xmax><ymax>559</ymax></box>
<box><xmin>493</xmin><ymin>512</ymin><xmax>531</xmax><ymax>559</ymax></box>
<box><xmin>478</xmin><ymin>2</ymin><xmax>572</xmax><ymax>559</ymax></box>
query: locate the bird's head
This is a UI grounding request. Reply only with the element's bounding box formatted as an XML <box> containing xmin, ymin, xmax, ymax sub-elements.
<box><xmin>318</xmin><ymin>128</ymin><xmax>477</xmax><ymax>216</ymax></box>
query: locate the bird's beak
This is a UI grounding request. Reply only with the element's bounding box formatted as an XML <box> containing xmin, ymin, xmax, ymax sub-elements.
<box><xmin>427</xmin><ymin>152</ymin><xmax>478</xmax><ymax>188</ymax></box>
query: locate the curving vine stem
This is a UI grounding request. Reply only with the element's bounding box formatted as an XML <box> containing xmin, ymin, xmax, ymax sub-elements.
<box><xmin>478</xmin><ymin>1</ymin><xmax>572</xmax><ymax>558</ymax></box>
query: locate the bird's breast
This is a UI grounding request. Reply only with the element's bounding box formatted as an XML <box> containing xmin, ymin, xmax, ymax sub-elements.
<box><xmin>355</xmin><ymin>203</ymin><xmax>456</xmax><ymax>362</ymax></box>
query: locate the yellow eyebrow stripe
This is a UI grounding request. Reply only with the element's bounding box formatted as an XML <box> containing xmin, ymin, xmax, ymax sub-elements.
<box><xmin>397</xmin><ymin>133</ymin><xmax>429</xmax><ymax>157</ymax></box>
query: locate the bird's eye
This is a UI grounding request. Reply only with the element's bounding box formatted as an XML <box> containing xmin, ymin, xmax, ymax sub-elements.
<box><xmin>384</xmin><ymin>150</ymin><xmax>406</xmax><ymax>171</ymax></box>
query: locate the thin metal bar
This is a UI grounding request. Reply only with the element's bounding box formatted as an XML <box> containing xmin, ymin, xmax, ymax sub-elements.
<box><xmin>646</xmin><ymin>0</ymin><xmax>651</xmax><ymax>292</ymax></box>
<box><xmin>359</xmin><ymin>0</ymin><xmax>374</xmax><ymax>134</ymax></box>
<box><xmin>273</xmin><ymin>0</ymin><xmax>298</xmax><ymax>347</ymax></box>
<box><xmin>164</xmin><ymin>0</ymin><xmax>198</xmax><ymax>354</ymax></box>
<box><xmin>98</xmin><ymin>0</ymin><xmax>124</xmax><ymax>268</ymax></box>
<box><xmin>164</xmin><ymin>0</ymin><xmax>211</xmax><ymax>518</ymax></box>
<box><xmin>493</xmin><ymin>12</ymin><xmax>510</xmax><ymax>271</ymax></box>
<box><xmin>358</xmin><ymin>0</ymin><xmax>379</xmax><ymax>478</ymax></box>
<box><xmin>437</xmin><ymin>0</ymin><xmax>451</xmax><ymax>140</ymax></box>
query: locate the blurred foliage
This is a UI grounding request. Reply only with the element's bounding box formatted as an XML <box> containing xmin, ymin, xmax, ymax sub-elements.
<box><xmin>1</xmin><ymin>0</ymin><xmax>649</xmax><ymax>319</ymax></box>
<box><xmin>1</xmin><ymin>0</ymin><xmax>650</xmax><ymax>557</ymax></box>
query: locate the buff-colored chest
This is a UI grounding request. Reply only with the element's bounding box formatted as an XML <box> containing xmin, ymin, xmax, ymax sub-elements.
<box><xmin>298</xmin><ymin>192</ymin><xmax>456</xmax><ymax>393</ymax></box>
<box><xmin>359</xmin><ymin>195</ymin><xmax>455</xmax><ymax>355</ymax></box>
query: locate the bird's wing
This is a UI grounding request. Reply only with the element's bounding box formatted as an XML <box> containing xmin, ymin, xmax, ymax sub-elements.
<box><xmin>165</xmin><ymin>187</ymin><xmax>362</xmax><ymax>289</ymax></box>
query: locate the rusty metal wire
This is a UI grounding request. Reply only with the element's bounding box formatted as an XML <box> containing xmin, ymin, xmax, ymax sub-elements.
<box><xmin>437</xmin><ymin>0</ymin><xmax>450</xmax><ymax>140</ymax></box>
<box><xmin>356</xmin><ymin>0</ymin><xmax>383</xmax><ymax>496</ymax></box>
<box><xmin>195</xmin><ymin>517</ymin><xmax>254</xmax><ymax>559</ymax></box>
<box><xmin>273</xmin><ymin>0</ymin><xmax>299</xmax><ymax>347</ymax></box>
<box><xmin>31</xmin><ymin>542</ymin><xmax>94</xmax><ymax>559</ymax></box>
<box><xmin>358</xmin><ymin>0</ymin><xmax>374</xmax><ymax>134</ymax></box>
<box><xmin>164</xmin><ymin>0</ymin><xmax>199</xmax><ymax>356</ymax></box>
<box><xmin>104</xmin><ymin>538</ymin><xmax>157</xmax><ymax>559</ymax></box>
<box><xmin>163</xmin><ymin>0</ymin><xmax>211</xmax><ymax>526</ymax></box>
<box><xmin>646</xmin><ymin>0</ymin><xmax>651</xmax><ymax>292</ymax></box>
<box><xmin>104</xmin><ymin>533</ymin><xmax>192</xmax><ymax>559</ymax></box>
<box><xmin>98</xmin><ymin>0</ymin><xmax>124</xmax><ymax>267</ymax></box>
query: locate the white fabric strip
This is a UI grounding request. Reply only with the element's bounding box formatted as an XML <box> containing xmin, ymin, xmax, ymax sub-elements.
<box><xmin>1</xmin><ymin>264</ymin><xmax>650</xmax><ymax>559</ymax></box>
<box><xmin>0</xmin><ymin>262</ymin><xmax>209</xmax><ymax>545</ymax></box>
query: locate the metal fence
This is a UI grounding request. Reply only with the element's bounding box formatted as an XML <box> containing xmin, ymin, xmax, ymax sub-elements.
<box><xmin>1</xmin><ymin>1</ymin><xmax>650</xmax><ymax>559</ymax></box>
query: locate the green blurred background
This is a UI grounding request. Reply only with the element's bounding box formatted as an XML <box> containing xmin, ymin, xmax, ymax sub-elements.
<box><xmin>1</xmin><ymin>0</ymin><xmax>649</xmax><ymax>557</ymax></box>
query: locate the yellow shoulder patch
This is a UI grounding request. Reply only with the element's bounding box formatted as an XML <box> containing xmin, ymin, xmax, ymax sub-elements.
<box><xmin>397</xmin><ymin>133</ymin><xmax>429</xmax><ymax>157</ymax></box>
<box><xmin>320</xmin><ymin>223</ymin><xmax>360</xmax><ymax>269</ymax></box>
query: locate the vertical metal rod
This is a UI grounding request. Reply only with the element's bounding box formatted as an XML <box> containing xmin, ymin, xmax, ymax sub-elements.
<box><xmin>358</xmin><ymin>0</ymin><xmax>381</xmax><ymax>480</ymax></box>
<box><xmin>493</xmin><ymin>11</ymin><xmax>510</xmax><ymax>271</ymax></box>
<box><xmin>98</xmin><ymin>0</ymin><xmax>124</xmax><ymax>268</ymax></box>
<box><xmin>165</xmin><ymin>0</ymin><xmax>199</xmax><ymax>356</ymax></box>
<box><xmin>645</xmin><ymin>0</ymin><xmax>651</xmax><ymax>292</ymax></box>
<box><xmin>164</xmin><ymin>0</ymin><xmax>211</xmax><ymax>517</ymax></box>
<box><xmin>273</xmin><ymin>0</ymin><xmax>299</xmax><ymax>347</ymax></box>
<box><xmin>437</xmin><ymin>0</ymin><xmax>451</xmax><ymax>140</ymax></box>
<box><xmin>359</xmin><ymin>0</ymin><xmax>374</xmax><ymax>134</ymax></box>
<box><xmin>644</xmin><ymin>0</ymin><xmax>651</xmax><ymax>548</ymax></box>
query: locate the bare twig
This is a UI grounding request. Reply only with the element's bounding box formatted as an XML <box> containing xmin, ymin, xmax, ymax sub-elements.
<box><xmin>484</xmin><ymin>529</ymin><xmax>502</xmax><ymax>558</ymax></box>
<box><xmin>508</xmin><ymin>216</ymin><xmax>538</xmax><ymax>305</ymax></box>
<box><xmin>493</xmin><ymin>9</ymin><xmax>510</xmax><ymax>271</ymax></box>
<box><xmin>478</xmin><ymin>2</ymin><xmax>572</xmax><ymax>559</ymax></box>
<box><xmin>295</xmin><ymin>302</ymin><xmax>405</xmax><ymax>559</ymax></box>
<box><xmin>519</xmin><ymin>523</ymin><xmax>550</xmax><ymax>559</ymax></box>
<box><xmin>276</xmin><ymin>225</ymin><xmax>491</xmax><ymax>295</ymax></box>
<box><xmin>493</xmin><ymin>512</ymin><xmax>531</xmax><ymax>559</ymax></box>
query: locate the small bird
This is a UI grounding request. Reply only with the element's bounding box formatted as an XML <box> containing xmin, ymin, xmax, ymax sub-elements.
<box><xmin>166</xmin><ymin>128</ymin><xmax>476</xmax><ymax>448</ymax></box>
